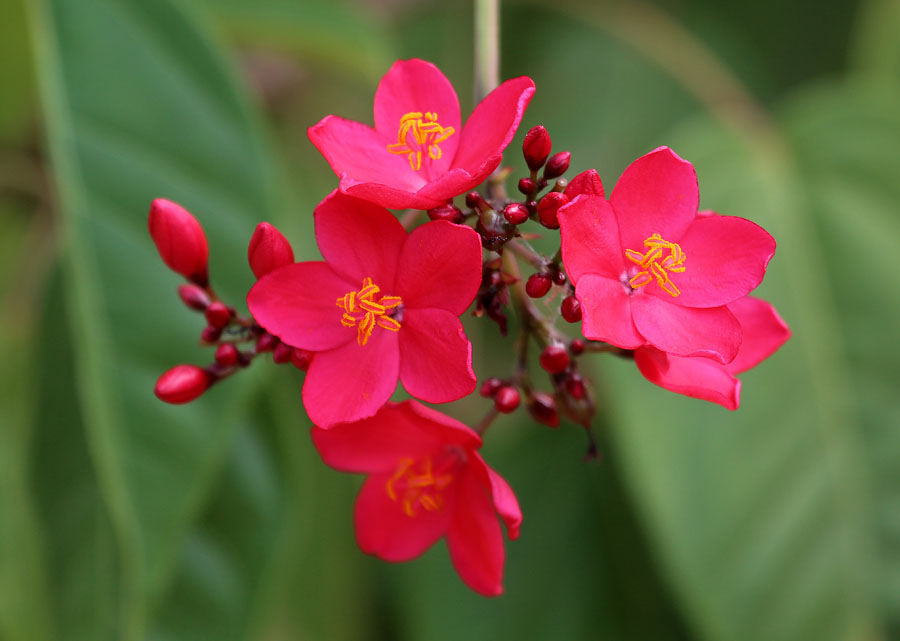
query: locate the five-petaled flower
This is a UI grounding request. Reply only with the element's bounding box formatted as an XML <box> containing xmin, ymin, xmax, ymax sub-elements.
<box><xmin>311</xmin><ymin>400</ymin><xmax>522</xmax><ymax>596</ymax></box>
<box><xmin>247</xmin><ymin>191</ymin><xmax>482</xmax><ymax>427</ymax></box>
<box><xmin>559</xmin><ymin>147</ymin><xmax>777</xmax><ymax>364</ymax></box>
<box><xmin>634</xmin><ymin>296</ymin><xmax>791</xmax><ymax>409</ymax></box>
<box><xmin>309</xmin><ymin>58</ymin><xmax>535</xmax><ymax>210</ymax></box>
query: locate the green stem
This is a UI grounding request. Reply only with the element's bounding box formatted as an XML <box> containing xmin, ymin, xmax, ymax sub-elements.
<box><xmin>474</xmin><ymin>0</ymin><xmax>499</xmax><ymax>103</ymax></box>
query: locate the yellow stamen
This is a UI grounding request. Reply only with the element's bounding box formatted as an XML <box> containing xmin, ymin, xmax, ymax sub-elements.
<box><xmin>336</xmin><ymin>277</ymin><xmax>403</xmax><ymax>345</ymax></box>
<box><xmin>386</xmin><ymin>111</ymin><xmax>455</xmax><ymax>172</ymax></box>
<box><xmin>625</xmin><ymin>233</ymin><xmax>686</xmax><ymax>297</ymax></box>
<box><xmin>384</xmin><ymin>456</ymin><xmax>454</xmax><ymax>517</ymax></box>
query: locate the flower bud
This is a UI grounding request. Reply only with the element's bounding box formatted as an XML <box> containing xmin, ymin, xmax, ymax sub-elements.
<box><xmin>272</xmin><ymin>341</ymin><xmax>293</xmax><ymax>364</ymax></box>
<box><xmin>570</xmin><ymin>339</ymin><xmax>585</xmax><ymax>355</ymax></box>
<box><xmin>214</xmin><ymin>343</ymin><xmax>239</xmax><ymax>367</ymax></box>
<box><xmin>177</xmin><ymin>284</ymin><xmax>210</xmax><ymax>311</ymax></box>
<box><xmin>205</xmin><ymin>301</ymin><xmax>231</xmax><ymax>329</ymax></box>
<box><xmin>255</xmin><ymin>332</ymin><xmax>278</xmax><ymax>353</ymax></box>
<box><xmin>566</xmin><ymin>373</ymin><xmax>586</xmax><ymax>400</ymax></box>
<box><xmin>517</xmin><ymin>177</ymin><xmax>535</xmax><ymax>195</ymax></box>
<box><xmin>522</xmin><ymin>126</ymin><xmax>552</xmax><ymax>171</ymax></box>
<box><xmin>291</xmin><ymin>348</ymin><xmax>314</xmax><ymax>371</ymax></box>
<box><xmin>525</xmin><ymin>272</ymin><xmax>552</xmax><ymax>298</ymax></box>
<box><xmin>465</xmin><ymin>191</ymin><xmax>487</xmax><ymax>211</ymax></box>
<box><xmin>148</xmin><ymin>198</ymin><xmax>209</xmax><ymax>285</ymax></box>
<box><xmin>502</xmin><ymin>203</ymin><xmax>529</xmax><ymax>225</ymax></box>
<box><xmin>200</xmin><ymin>326</ymin><xmax>221</xmax><ymax>343</ymax></box>
<box><xmin>495</xmin><ymin>386</ymin><xmax>521</xmax><ymax>413</ymax></box>
<box><xmin>540</xmin><ymin>344</ymin><xmax>570</xmax><ymax>374</ymax></box>
<box><xmin>537</xmin><ymin>192</ymin><xmax>569</xmax><ymax>229</ymax></box>
<box><xmin>480</xmin><ymin>377</ymin><xmax>504</xmax><ymax>398</ymax></box>
<box><xmin>427</xmin><ymin>204</ymin><xmax>464</xmax><ymax>224</ymax></box>
<box><xmin>248</xmin><ymin>222</ymin><xmax>294</xmax><ymax>279</ymax></box>
<box><xmin>154</xmin><ymin>364</ymin><xmax>211</xmax><ymax>404</ymax></box>
<box><xmin>561</xmin><ymin>296</ymin><xmax>582</xmax><ymax>322</ymax></box>
<box><xmin>552</xmin><ymin>269</ymin><xmax>567</xmax><ymax>286</ymax></box>
<box><xmin>528</xmin><ymin>391</ymin><xmax>559</xmax><ymax>428</ymax></box>
<box><xmin>544</xmin><ymin>152</ymin><xmax>571</xmax><ymax>179</ymax></box>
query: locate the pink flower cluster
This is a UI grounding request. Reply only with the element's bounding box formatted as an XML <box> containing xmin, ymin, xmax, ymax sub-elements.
<box><xmin>148</xmin><ymin>59</ymin><xmax>789</xmax><ymax>596</ymax></box>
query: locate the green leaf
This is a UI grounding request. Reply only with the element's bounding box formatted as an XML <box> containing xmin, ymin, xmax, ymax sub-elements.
<box><xmin>28</xmin><ymin>0</ymin><xmax>281</xmax><ymax>637</ymax></box>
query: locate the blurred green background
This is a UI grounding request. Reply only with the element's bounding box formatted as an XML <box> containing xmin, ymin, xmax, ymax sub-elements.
<box><xmin>2</xmin><ymin>0</ymin><xmax>899</xmax><ymax>639</ymax></box>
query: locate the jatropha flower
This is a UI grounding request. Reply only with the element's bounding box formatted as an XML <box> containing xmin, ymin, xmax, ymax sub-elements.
<box><xmin>558</xmin><ymin>147</ymin><xmax>777</xmax><ymax>364</ymax></box>
<box><xmin>311</xmin><ymin>401</ymin><xmax>522</xmax><ymax>596</ymax></box>
<box><xmin>247</xmin><ymin>191</ymin><xmax>482</xmax><ymax>427</ymax></box>
<box><xmin>634</xmin><ymin>296</ymin><xmax>790</xmax><ymax>409</ymax></box>
<box><xmin>309</xmin><ymin>59</ymin><xmax>535</xmax><ymax>210</ymax></box>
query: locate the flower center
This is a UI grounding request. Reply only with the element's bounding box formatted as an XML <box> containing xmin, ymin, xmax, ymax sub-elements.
<box><xmin>385</xmin><ymin>455</ymin><xmax>456</xmax><ymax>517</ymax></box>
<box><xmin>624</xmin><ymin>233</ymin><xmax>687</xmax><ymax>297</ymax></box>
<box><xmin>336</xmin><ymin>277</ymin><xmax>402</xmax><ymax>346</ymax></box>
<box><xmin>386</xmin><ymin>111</ymin><xmax>455</xmax><ymax>171</ymax></box>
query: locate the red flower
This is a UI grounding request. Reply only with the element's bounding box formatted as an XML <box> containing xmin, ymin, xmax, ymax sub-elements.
<box><xmin>311</xmin><ymin>401</ymin><xmax>522</xmax><ymax>596</ymax></box>
<box><xmin>247</xmin><ymin>191</ymin><xmax>481</xmax><ymax>427</ymax></box>
<box><xmin>634</xmin><ymin>296</ymin><xmax>791</xmax><ymax>409</ymax></box>
<box><xmin>148</xmin><ymin>198</ymin><xmax>209</xmax><ymax>286</ymax></box>
<box><xmin>309</xmin><ymin>59</ymin><xmax>535</xmax><ymax>210</ymax></box>
<box><xmin>558</xmin><ymin>147</ymin><xmax>776</xmax><ymax>363</ymax></box>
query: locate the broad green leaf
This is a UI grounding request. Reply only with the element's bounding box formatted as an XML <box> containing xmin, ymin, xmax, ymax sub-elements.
<box><xmin>28</xmin><ymin>0</ymin><xmax>280</xmax><ymax>637</ymax></box>
<box><xmin>0</xmin><ymin>0</ymin><xmax>34</xmax><ymax>143</ymax></box>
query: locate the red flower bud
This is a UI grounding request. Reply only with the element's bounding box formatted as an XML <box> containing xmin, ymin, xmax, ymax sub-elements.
<box><xmin>205</xmin><ymin>301</ymin><xmax>231</xmax><ymax>328</ymax></box>
<box><xmin>517</xmin><ymin>177</ymin><xmax>535</xmax><ymax>195</ymax></box>
<box><xmin>495</xmin><ymin>386</ymin><xmax>521</xmax><ymax>413</ymax></box>
<box><xmin>570</xmin><ymin>339</ymin><xmax>585</xmax><ymax>355</ymax></box>
<box><xmin>200</xmin><ymin>326</ymin><xmax>221</xmax><ymax>343</ymax></box>
<box><xmin>552</xmin><ymin>270</ymin><xmax>567</xmax><ymax>286</ymax></box>
<box><xmin>540</xmin><ymin>344</ymin><xmax>570</xmax><ymax>374</ymax></box>
<box><xmin>537</xmin><ymin>192</ymin><xmax>569</xmax><ymax>229</ymax></box>
<box><xmin>154</xmin><ymin>364</ymin><xmax>210</xmax><ymax>404</ymax></box>
<box><xmin>566</xmin><ymin>373</ymin><xmax>586</xmax><ymax>400</ymax></box>
<box><xmin>148</xmin><ymin>198</ymin><xmax>209</xmax><ymax>286</ymax></box>
<box><xmin>255</xmin><ymin>332</ymin><xmax>278</xmax><ymax>352</ymax></box>
<box><xmin>427</xmin><ymin>204</ymin><xmax>464</xmax><ymax>224</ymax></box>
<box><xmin>525</xmin><ymin>272</ymin><xmax>552</xmax><ymax>298</ymax></box>
<box><xmin>214</xmin><ymin>343</ymin><xmax>239</xmax><ymax>367</ymax></box>
<box><xmin>561</xmin><ymin>296</ymin><xmax>582</xmax><ymax>322</ymax></box>
<box><xmin>465</xmin><ymin>191</ymin><xmax>487</xmax><ymax>211</ymax></box>
<box><xmin>522</xmin><ymin>126</ymin><xmax>552</xmax><ymax>171</ymax></box>
<box><xmin>291</xmin><ymin>348</ymin><xmax>314</xmax><ymax>371</ymax></box>
<box><xmin>528</xmin><ymin>391</ymin><xmax>559</xmax><ymax>428</ymax></box>
<box><xmin>503</xmin><ymin>203</ymin><xmax>529</xmax><ymax>225</ymax></box>
<box><xmin>177</xmin><ymin>284</ymin><xmax>210</xmax><ymax>311</ymax></box>
<box><xmin>248</xmin><ymin>222</ymin><xmax>294</xmax><ymax>279</ymax></box>
<box><xmin>272</xmin><ymin>341</ymin><xmax>293</xmax><ymax>364</ymax></box>
<box><xmin>544</xmin><ymin>152</ymin><xmax>570</xmax><ymax>179</ymax></box>
<box><xmin>480</xmin><ymin>377</ymin><xmax>504</xmax><ymax>398</ymax></box>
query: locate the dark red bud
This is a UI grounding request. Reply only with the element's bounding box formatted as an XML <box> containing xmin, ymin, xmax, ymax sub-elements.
<box><xmin>495</xmin><ymin>386</ymin><xmax>521</xmax><ymax>413</ymax></box>
<box><xmin>205</xmin><ymin>301</ymin><xmax>231</xmax><ymax>328</ymax></box>
<box><xmin>148</xmin><ymin>198</ymin><xmax>209</xmax><ymax>285</ymax></box>
<box><xmin>465</xmin><ymin>191</ymin><xmax>486</xmax><ymax>210</ymax></box>
<box><xmin>566</xmin><ymin>373</ymin><xmax>587</xmax><ymax>400</ymax></box>
<box><xmin>154</xmin><ymin>364</ymin><xmax>210</xmax><ymax>404</ymax></box>
<box><xmin>528</xmin><ymin>391</ymin><xmax>560</xmax><ymax>428</ymax></box>
<box><xmin>272</xmin><ymin>341</ymin><xmax>293</xmax><ymax>364</ymax></box>
<box><xmin>503</xmin><ymin>203</ymin><xmax>529</xmax><ymax>225</ymax></box>
<box><xmin>522</xmin><ymin>126</ymin><xmax>552</xmax><ymax>171</ymax></box>
<box><xmin>480</xmin><ymin>377</ymin><xmax>504</xmax><ymax>398</ymax></box>
<box><xmin>525</xmin><ymin>272</ymin><xmax>552</xmax><ymax>298</ymax></box>
<box><xmin>214</xmin><ymin>343</ymin><xmax>239</xmax><ymax>367</ymax></box>
<box><xmin>552</xmin><ymin>270</ymin><xmax>567</xmax><ymax>286</ymax></box>
<box><xmin>570</xmin><ymin>339</ymin><xmax>585</xmax><ymax>355</ymax></box>
<box><xmin>248</xmin><ymin>222</ymin><xmax>294</xmax><ymax>279</ymax></box>
<box><xmin>177</xmin><ymin>284</ymin><xmax>210</xmax><ymax>311</ymax></box>
<box><xmin>255</xmin><ymin>332</ymin><xmax>278</xmax><ymax>353</ymax></box>
<box><xmin>537</xmin><ymin>192</ymin><xmax>569</xmax><ymax>229</ymax></box>
<box><xmin>544</xmin><ymin>152</ymin><xmax>571</xmax><ymax>179</ymax></box>
<box><xmin>517</xmin><ymin>177</ymin><xmax>535</xmax><ymax>195</ymax></box>
<box><xmin>526</xmin><ymin>200</ymin><xmax>538</xmax><ymax>215</ymax></box>
<box><xmin>561</xmin><ymin>296</ymin><xmax>582</xmax><ymax>322</ymax></box>
<box><xmin>291</xmin><ymin>348</ymin><xmax>314</xmax><ymax>371</ymax></box>
<box><xmin>427</xmin><ymin>204</ymin><xmax>464</xmax><ymax>224</ymax></box>
<box><xmin>201</xmin><ymin>326</ymin><xmax>222</xmax><ymax>343</ymax></box>
<box><xmin>540</xmin><ymin>344</ymin><xmax>570</xmax><ymax>374</ymax></box>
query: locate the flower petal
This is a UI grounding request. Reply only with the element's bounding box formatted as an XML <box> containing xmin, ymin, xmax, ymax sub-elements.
<box><xmin>354</xmin><ymin>473</ymin><xmax>453</xmax><ymax>563</ymax></box>
<box><xmin>470</xmin><ymin>452</ymin><xmax>521</xmax><ymax>540</ymax></box>
<box><xmin>403</xmin><ymin>401</ymin><xmax>482</xmax><ymax>450</ymax></box>
<box><xmin>726</xmin><ymin>296</ymin><xmax>791</xmax><ymax>374</ymax></box>
<box><xmin>314</xmin><ymin>190</ymin><xmax>407</xmax><ymax>289</ymax></box>
<box><xmin>399</xmin><ymin>308</ymin><xmax>476</xmax><ymax>404</ymax></box>
<box><xmin>446</xmin><ymin>467</ymin><xmax>506</xmax><ymax>596</ymax></box>
<box><xmin>374</xmin><ymin>59</ymin><xmax>461</xmax><ymax>182</ymax></box>
<box><xmin>340</xmin><ymin>178</ymin><xmax>445</xmax><ymax>211</ymax></box>
<box><xmin>308</xmin><ymin>115</ymin><xmax>426</xmax><ymax>192</ymax></box>
<box><xmin>564</xmin><ymin>169</ymin><xmax>605</xmax><ymax>199</ymax></box>
<box><xmin>302</xmin><ymin>328</ymin><xmax>399</xmax><ymax>427</ymax></box>
<box><xmin>397</xmin><ymin>220</ymin><xmax>482</xmax><ymax>314</ymax></box>
<box><xmin>558</xmin><ymin>195</ymin><xmax>624</xmax><ymax>283</ymax></box>
<box><xmin>610</xmin><ymin>146</ymin><xmax>698</xmax><ymax>252</ymax></box>
<box><xmin>634</xmin><ymin>346</ymin><xmax>741</xmax><ymax>410</ymax></box>
<box><xmin>247</xmin><ymin>262</ymin><xmax>355</xmax><ymax>351</ymax></box>
<box><xmin>415</xmin><ymin>164</ymin><xmax>498</xmax><ymax>204</ymax></box>
<box><xmin>575</xmin><ymin>274</ymin><xmax>644</xmax><ymax>349</ymax></box>
<box><xmin>665</xmin><ymin>215</ymin><xmax>776</xmax><ymax>308</ymax></box>
<box><xmin>631</xmin><ymin>295</ymin><xmax>741</xmax><ymax>363</ymax></box>
<box><xmin>451</xmin><ymin>76</ymin><xmax>535</xmax><ymax>177</ymax></box>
